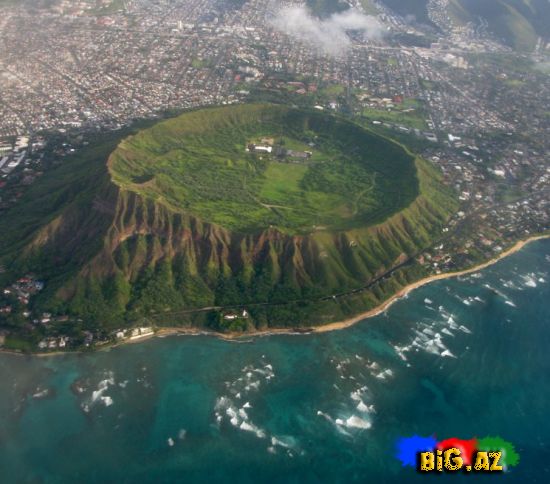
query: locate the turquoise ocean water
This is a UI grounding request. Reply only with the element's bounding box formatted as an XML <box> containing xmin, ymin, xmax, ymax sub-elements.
<box><xmin>0</xmin><ymin>240</ymin><xmax>549</xmax><ymax>483</ymax></box>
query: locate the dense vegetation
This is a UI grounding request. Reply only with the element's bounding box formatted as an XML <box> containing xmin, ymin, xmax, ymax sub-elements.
<box><xmin>306</xmin><ymin>0</ymin><xmax>349</xmax><ymax>18</ymax></box>
<box><xmin>110</xmin><ymin>105</ymin><xmax>419</xmax><ymax>234</ymax></box>
<box><xmin>450</xmin><ymin>0</ymin><xmax>550</xmax><ymax>51</ymax></box>
<box><xmin>380</xmin><ymin>0</ymin><xmax>549</xmax><ymax>51</ymax></box>
<box><xmin>378</xmin><ymin>0</ymin><xmax>435</xmax><ymax>26</ymax></box>
<box><xmin>0</xmin><ymin>104</ymin><xmax>458</xmax><ymax>339</ymax></box>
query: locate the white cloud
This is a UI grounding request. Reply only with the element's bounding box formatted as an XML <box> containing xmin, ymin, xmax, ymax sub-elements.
<box><xmin>271</xmin><ymin>6</ymin><xmax>385</xmax><ymax>56</ymax></box>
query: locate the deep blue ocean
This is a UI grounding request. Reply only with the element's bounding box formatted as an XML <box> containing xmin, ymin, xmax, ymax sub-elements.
<box><xmin>1</xmin><ymin>240</ymin><xmax>549</xmax><ymax>483</ymax></box>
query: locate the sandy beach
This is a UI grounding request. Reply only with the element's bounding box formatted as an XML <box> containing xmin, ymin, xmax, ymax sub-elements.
<box><xmin>3</xmin><ymin>234</ymin><xmax>549</xmax><ymax>356</ymax></box>
<box><xmin>309</xmin><ymin>234</ymin><xmax>550</xmax><ymax>334</ymax></box>
<box><xmin>154</xmin><ymin>234</ymin><xmax>550</xmax><ymax>340</ymax></box>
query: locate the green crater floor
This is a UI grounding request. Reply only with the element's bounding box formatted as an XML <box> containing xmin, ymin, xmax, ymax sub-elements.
<box><xmin>109</xmin><ymin>104</ymin><xmax>419</xmax><ymax>234</ymax></box>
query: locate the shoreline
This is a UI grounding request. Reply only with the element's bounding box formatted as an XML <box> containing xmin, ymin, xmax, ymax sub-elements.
<box><xmin>154</xmin><ymin>234</ymin><xmax>550</xmax><ymax>340</ymax></box>
<box><xmin>2</xmin><ymin>234</ymin><xmax>549</xmax><ymax>356</ymax></box>
<box><xmin>308</xmin><ymin>234</ymin><xmax>550</xmax><ymax>334</ymax></box>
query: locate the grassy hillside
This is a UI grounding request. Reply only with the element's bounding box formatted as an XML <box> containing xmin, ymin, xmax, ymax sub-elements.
<box><xmin>380</xmin><ymin>0</ymin><xmax>549</xmax><ymax>51</ymax></box>
<box><xmin>110</xmin><ymin>105</ymin><xmax>419</xmax><ymax>234</ymax></box>
<box><xmin>0</xmin><ymin>105</ymin><xmax>458</xmax><ymax>335</ymax></box>
<box><xmin>450</xmin><ymin>0</ymin><xmax>550</xmax><ymax>51</ymax></box>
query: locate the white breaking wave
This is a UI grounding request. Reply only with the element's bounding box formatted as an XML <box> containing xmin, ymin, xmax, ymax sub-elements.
<box><xmin>214</xmin><ymin>358</ymin><xmax>297</xmax><ymax>453</ymax></box>
<box><xmin>374</xmin><ymin>369</ymin><xmax>393</xmax><ymax>380</ymax></box>
<box><xmin>522</xmin><ymin>274</ymin><xmax>537</xmax><ymax>288</ymax></box>
<box><xmin>91</xmin><ymin>374</ymin><xmax>115</xmax><ymax>403</ymax></box>
<box><xmin>32</xmin><ymin>388</ymin><xmax>51</xmax><ymax>399</ymax></box>
<box><xmin>83</xmin><ymin>371</ymin><xmax>116</xmax><ymax>411</ymax></box>
<box><xmin>239</xmin><ymin>421</ymin><xmax>266</xmax><ymax>439</ymax></box>
<box><xmin>337</xmin><ymin>415</ymin><xmax>372</xmax><ymax>430</ymax></box>
<box><xmin>441</xmin><ymin>349</ymin><xmax>456</xmax><ymax>358</ymax></box>
<box><xmin>391</xmin><ymin>305</ymin><xmax>471</xmax><ymax>362</ymax></box>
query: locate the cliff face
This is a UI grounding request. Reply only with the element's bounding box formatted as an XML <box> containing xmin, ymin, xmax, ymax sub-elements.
<box><xmin>94</xmin><ymin>175</ymin><xmax>446</xmax><ymax>290</ymax></box>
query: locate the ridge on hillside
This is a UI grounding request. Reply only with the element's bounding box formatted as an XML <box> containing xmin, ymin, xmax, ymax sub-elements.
<box><xmin>0</xmin><ymin>104</ymin><xmax>457</xmax><ymax>335</ymax></box>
